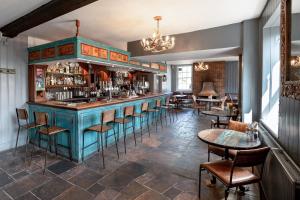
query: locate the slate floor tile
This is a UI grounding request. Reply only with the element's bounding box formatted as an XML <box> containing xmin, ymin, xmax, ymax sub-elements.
<box><xmin>98</xmin><ymin>170</ymin><xmax>135</xmax><ymax>191</ymax></box>
<box><xmin>12</xmin><ymin>171</ymin><xmax>29</xmax><ymax>180</ymax></box>
<box><xmin>55</xmin><ymin>186</ymin><xmax>93</xmax><ymax>200</ymax></box>
<box><xmin>115</xmin><ymin>162</ymin><xmax>146</xmax><ymax>179</ymax></box>
<box><xmin>87</xmin><ymin>183</ymin><xmax>105</xmax><ymax>196</ymax></box>
<box><xmin>15</xmin><ymin>192</ymin><xmax>39</xmax><ymax>200</ymax></box>
<box><xmin>163</xmin><ymin>187</ymin><xmax>181</xmax><ymax>199</ymax></box>
<box><xmin>115</xmin><ymin>181</ymin><xmax>148</xmax><ymax>200</ymax></box>
<box><xmin>47</xmin><ymin>160</ymin><xmax>76</xmax><ymax>175</ymax></box>
<box><xmin>144</xmin><ymin>173</ymin><xmax>179</xmax><ymax>193</ymax></box>
<box><xmin>69</xmin><ymin>168</ymin><xmax>103</xmax><ymax>189</ymax></box>
<box><xmin>32</xmin><ymin>177</ymin><xmax>72</xmax><ymax>200</ymax></box>
<box><xmin>4</xmin><ymin>172</ymin><xmax>51</xmax><ymax>199</ymax></box>
<box><xmin>94</xmin><ymin>189</ymin><xmax>120</xmax><ymax>200</ymax></box>
<box><xmin>135</xmin><ymin>190</ymin><xmax>168</xmax><ymax>200</ymax></box>
<box><xmin>0</xmin><ymin>171</ymin><xmax>13</xmax><ymax>188</ymax></box>
<box><xmin>0</xmin><ymin>190</ymin><xmax>11</xmax><ymax>200</ymax></box>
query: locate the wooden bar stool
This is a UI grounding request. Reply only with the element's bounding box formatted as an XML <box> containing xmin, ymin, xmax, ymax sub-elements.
<box><xmin>82</xmin><ymin>109</ymin><xmax>119</xmax><ymax>168</ymax></box>
<box><xmin>148</xmin><ymin>99</ymin><xmax>163</xmax><ymax>132</ymax></box>
<box><xmin>160</xmin><ymin>96</ymin><xmax>175</xmax><ymax>124</ymax></box>
<box><xmin>30</xmin><ymin>112</ymin><xmax>72</xmax><ymax>174</ymax></box>
<box><xmin>115</xmin><ymin>105</ymin><xmax>137</xmax><ymax>154</ymax></box>
<box><xmin>133</xmin><ymin>102</ymin><xmax>150</xmax><ymax>142</ymax></box>
<box><xmin>15</xmin><ymin>108</ymin><xmax>45</xmax><ymax>161</ymax></box>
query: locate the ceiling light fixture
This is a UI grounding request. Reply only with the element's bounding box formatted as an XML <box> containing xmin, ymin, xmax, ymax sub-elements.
<box><xmin>194</xmin><ymin>62</ymin><xmax>209</xmax><ymax>71</ymax></box>
<box><xmin>141</xmin><ymin>16</ymin><xmax>175</xmax><ymax>53</ymax></box>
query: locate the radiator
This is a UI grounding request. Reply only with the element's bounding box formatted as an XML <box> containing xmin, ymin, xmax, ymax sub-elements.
<box><xmin>259</xmin><ymin>125</ymin><xmax>300</xmax><ymax>200</ymax></box>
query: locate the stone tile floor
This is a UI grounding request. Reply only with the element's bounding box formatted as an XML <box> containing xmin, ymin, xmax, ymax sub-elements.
<box><xmin>0</xmin><ymin>109</ymin><xmax>261</xmax><ymax>200</ymax></box>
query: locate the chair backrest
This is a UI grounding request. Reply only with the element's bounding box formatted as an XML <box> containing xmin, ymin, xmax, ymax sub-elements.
<box><xmin>229</xmin><ymin>147</ymin><xmax>270</xmax><ymax>184</ymax></box>
<box><xmin>233</xmin><ymin>147</ymin><xmax>270</xmax><ymax>168</ymax></box>
<box><xmin>220</xmin><ymin>96</ymin><xmax>227</xmax><ymax>110</ymax></box>
<box><xmin>124</xmin><ymin>106</ymin><xmax>134</xmax><ymax>117</ymax></box>
<box><xmin>141</xmin><ymin>102</ymin><xmax>149</xmax><ymax>112</ymax></box>
<box><xmin>156</xmin><ymin>99</ymin><xmax>161</xmax><ymax>107</ymax></box>
<box><xmin>102</xmin><ymin>109</ymin><xmax>115</xmax><ymax>124</ymax></box>
<box><xmin>192</xmin><ymin>95</ymin><xmax>197</xmax><ymax>103</ymax></box>
<box><xmin>165</xmin><ymin>96</ymin><xmax>170</xmax><ymax>105</ymax></box>
<box><xmin>34</xmin><ymin>112</ymin><xmax>48</xmax><ymax>126</ymax></box>
<box><xmin>228</xmin><ymin>120</ymin><xmax>248</xmax><ymax>133</ymax></box>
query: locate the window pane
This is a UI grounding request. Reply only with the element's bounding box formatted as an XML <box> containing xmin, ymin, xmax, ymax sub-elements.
<box><xmin>177</xmin><ymin>66</ymin><xmax>192</xmax><ymax>90</ymax></box>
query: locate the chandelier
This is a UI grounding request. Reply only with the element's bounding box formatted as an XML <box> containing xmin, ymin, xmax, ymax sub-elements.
<box><xmin>194</xmin><ymin>62</ymin><xmax>209</xmax><ymax>71</ymax></box>
<box><xmin>141</xmin><ymin>16</ymin><xmax>175</xmax><ymax>53</ymax></box>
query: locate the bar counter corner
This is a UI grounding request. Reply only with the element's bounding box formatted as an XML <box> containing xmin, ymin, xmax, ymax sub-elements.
<box><xmin>27</xmin><ymin>93</ymin><xmax>168</xmax><ymax>162</ymax></box>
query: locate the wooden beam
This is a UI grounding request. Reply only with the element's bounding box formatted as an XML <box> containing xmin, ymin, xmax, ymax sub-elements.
<box><xmin>0</xmin><ymin>0</ymin><xmax>98</xmax><ymax>38</ymax></box>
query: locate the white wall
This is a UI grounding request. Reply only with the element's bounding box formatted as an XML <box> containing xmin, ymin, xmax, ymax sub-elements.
<box><xmin>0</xmin><ymin>35</ymin><xmax>28</xmax><ymax>152</ymax></box>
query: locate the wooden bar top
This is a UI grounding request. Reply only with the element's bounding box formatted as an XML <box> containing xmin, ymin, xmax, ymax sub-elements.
<box><xmin>28</xmin><ymin>93</ymin><xmax>168</xmax><ymax>111</ymax></box>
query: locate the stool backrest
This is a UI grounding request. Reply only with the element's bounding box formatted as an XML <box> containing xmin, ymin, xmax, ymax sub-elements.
<box><xmin>156</xmin><ymin>99</ymin><xmax>161</xmax><ymax>107</ymax></box>
<box><xmin>102</xmin><ymin>109</ymin><xmax>115</xmax><ymax>124</ymax></box>
<box><xmin>228</xmin><ymin>120</ymin><xmax>248</xmax><ymax>133</ymax></box>
<box><xmin>124</xmin><ymin>106</ymin><xmax>134</xmax><ymax>117</ymax></box>
<box><xmin>141</xmin><ymin>102</ymin><xmax>149</xmax><ymax>112</ymax></box>
<box><xmin>34</xmin><ymin>112</ymin><xmax>48</xmax><ymax>126</ymax></box>
<box><xmin>16</xmin><ymin>108</ymin><xmax>28</xmax><ymax>125</ymax></box>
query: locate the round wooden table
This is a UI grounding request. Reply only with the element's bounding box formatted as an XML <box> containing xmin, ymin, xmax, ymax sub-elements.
<box><xmin>198</xmin><ymin>128</ymin><xmax>261</xmax><ymax>159</ymax></box>
<box><xmin>201</xmin><ymin>110</ymin><xmax>237</xmax><ymax>127</ymax></box>
<box><xmin>197</xmin><ymin>98</ymin><xmax>221</xmax><ymax>110</ymax></box>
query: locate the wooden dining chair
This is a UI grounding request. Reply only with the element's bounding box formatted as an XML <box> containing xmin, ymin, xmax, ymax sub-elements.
<box><xmin>192</xmin><ymin>95</ymin><xmax>206</xmax><ymax>115</ymax></box>
<box><xmin>199</xmin><ymin>147</ymin><xmax>270</xmax><ymax>200</ymax></box>
<box><xmin>207</xmin><ymin>120</ymin><xmax>248</xmax><ymax>161</ymax></box>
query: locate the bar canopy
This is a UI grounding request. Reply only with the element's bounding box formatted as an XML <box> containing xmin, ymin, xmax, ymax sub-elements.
<box><xmin>28</xmin><ymin>36</ymin><xmax>167</xmax><ymax>74</ymax></box>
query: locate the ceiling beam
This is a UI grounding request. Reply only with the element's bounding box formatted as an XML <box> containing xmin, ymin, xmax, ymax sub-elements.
<box><xmin>0</xmin><ymin>0</ymin><xmax>99</xmax><ymax>38</ymax></box>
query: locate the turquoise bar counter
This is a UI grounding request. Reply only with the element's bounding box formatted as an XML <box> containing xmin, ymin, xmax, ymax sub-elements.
<box><xmin>28</xmin><ymin>94</ymin><xmax>167</xmax><ymax>162</ymax></box>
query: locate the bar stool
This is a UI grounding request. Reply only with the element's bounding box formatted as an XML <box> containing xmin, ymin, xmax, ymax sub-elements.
<box><xmin>115</xmin><ymin>106</ymin><xmax>136</xmax><ymax>154</ymax></box>
<box><xmin>30</xmin><ymin>112</ymin><xmax>72</xmax><ymax>174</ymax></box>
<box><xmin>15</xmin><ymin>108</ymin><xmax>45</xmax><ymax>160</ymax></box>
<box><xmin>82</xmin><ymin>109</ymin><xmax>119</xmax><ymax>168</ymax></box>
<box><xmin>160</xmin><ymin>96</ymin><xmax>175</xmax><ymax>124</ymax></box>
<box><xmin>133</xmin><ymin>102</ymin><xmax>150</xmax><ymax>142</ymax></box>
<box><xmin>148</xmin><ymin>99</ymin><xmax>163</xmax><ymax>132</ymax></box>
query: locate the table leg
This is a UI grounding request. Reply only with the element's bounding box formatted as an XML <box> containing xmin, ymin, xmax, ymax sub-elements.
<box><xmin>208</xmin><ymin>102</ymin><xmax>212</xmax><ymax>110</ymax></box>
<box><xmin>224</xmin><ymin>148</ymin><xmax>229</xmax><ymax>159</ymax></box>
<box><xmin>217</xmin><ymin>116</ymin><xmax>220</xmax><ymax>128</ymax></box>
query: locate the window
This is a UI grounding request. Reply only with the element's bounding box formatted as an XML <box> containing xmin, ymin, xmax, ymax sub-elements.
<box><xmin>261</xmin><ymin>25</ymin><xmax>280</xmax><ymax>136</ymax></box>
<box><xmin>177</xmin><ymin>66</ymin><xmax>192</xmax><ymax>91</ymax></box>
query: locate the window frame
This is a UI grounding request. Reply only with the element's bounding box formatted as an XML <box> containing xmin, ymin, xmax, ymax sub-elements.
<box><xmin>176</xmin><ymin>65</ymin><xmax>193</xmax><ymax>92</ymax></box>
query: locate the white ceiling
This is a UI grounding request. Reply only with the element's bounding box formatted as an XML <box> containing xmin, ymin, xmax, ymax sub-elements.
<box><xmin>19</xmin><ymin>0</ymin><xmax>268</xmax><ymax>50</ymax></box>
<box><xmin>0</xmin><ymin>0</ymin><xmax>51</xmax><ymax>28</ymax></box>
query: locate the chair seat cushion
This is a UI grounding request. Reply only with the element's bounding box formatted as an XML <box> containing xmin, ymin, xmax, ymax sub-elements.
<box><xmin>86</xmin><ymin>125</ymin><xmax>112</xmax><ymax>133</ymax></box>
<box><xmin>39</xmin><ymin>126</ymin><xmax>67</xmax><ymax>135</ymax></box>
<box><xmin>115</xmin><ymin>118</ymin><xmax>131</xmax><ymax>124</ymax></box>
<box><xmin>201</xmin><ymin>160</ymin><xmax>259</xmax><ymax>187</ymax></box>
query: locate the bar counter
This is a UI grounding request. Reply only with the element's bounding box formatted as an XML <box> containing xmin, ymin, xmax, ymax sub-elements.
<box><xmin>28</xmin><ymin>93</ymin><xmax>168</xmax><ymax>162</ymax></box>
